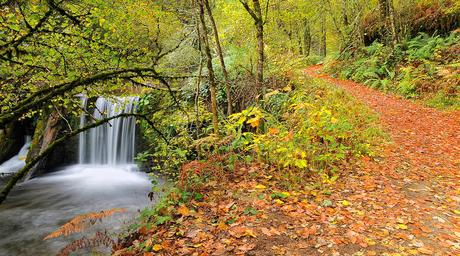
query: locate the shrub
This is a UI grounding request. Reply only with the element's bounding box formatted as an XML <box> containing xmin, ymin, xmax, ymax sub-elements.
<box><xmin>222</xmin><ymin>73</ymin><xmax>384</xmax><ymax>179</ymax></box>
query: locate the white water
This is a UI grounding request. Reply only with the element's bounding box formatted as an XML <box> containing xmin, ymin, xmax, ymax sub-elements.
<box><xmin>0</xmin><ymin>96</ymin><xmax>154</xmax><ymax>256</ymax></box>
<box><xmin>79</xmin><ymin>96</ymin><xmax>139</xmax><ymax>165</ymax></box>
<box><xmin>0</xmin><ymin>164</ymin><xmax>152</xmax><ymax>256</ymax></box>
<box><xmin>0</xmin><ymin>136</ymin><xmax>31</xmax><ymax>174</ymax></box>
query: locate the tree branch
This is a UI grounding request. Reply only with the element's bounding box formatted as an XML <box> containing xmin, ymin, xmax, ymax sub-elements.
<box><xmin>0</xmin><ymin>67</ymin><xmax>166</xmax><ymax>128</ymax></box>
<box><xmin>239</xmin><ymin>0</ymin><xmax>259</xmax><ymax>21</ymax></box>
<box><xmin>0</xmin><ymin>10</ymin><xmax>53</xmax><ymax>55</ymax></box>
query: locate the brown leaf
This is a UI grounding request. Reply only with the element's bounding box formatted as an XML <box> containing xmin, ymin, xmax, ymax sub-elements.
<box><xmin>237</xmin><ymin>243</ymin><xmax>256</xmax><ymax>253</ymax></box>
<box><xmin>229</xmin><ymin>226</ymin><xmax>257</xmax><ymax>238</ymax></box>
<box><xmin>186</xmin><ymin>229</ymin><xmax>200</xmax><ymax>238</ymax></box>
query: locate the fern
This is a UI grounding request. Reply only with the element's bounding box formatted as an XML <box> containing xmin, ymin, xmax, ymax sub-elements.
<box><xmin>56</xmin><ymin>231</ymin><xmax>115</xmax><ymax>256</ymax></box>
<box><xmin>44</xmin><ymin>208</ymin><xmax>126</xmax><ymax>240</ymax></box>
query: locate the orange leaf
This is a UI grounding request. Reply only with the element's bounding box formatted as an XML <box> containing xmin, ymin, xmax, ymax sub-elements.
<box><xmin>268</xmin><ymin>128</ymin><xmax>279</xmax><ymax>135</ymax></box>
<box><xmin>177</xmin><ymin>205</ymin><xmax>190</xmax><ymax>216</ymax></box>
<box><xmin>418</xmin><ymin>247</ymin><xmax>433</xmax><ymax>255</ymax></box>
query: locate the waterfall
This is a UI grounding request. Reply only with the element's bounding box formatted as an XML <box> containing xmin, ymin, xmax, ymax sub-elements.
<box><xmin>0</xmin><ymin>136</ymin><xmax>31</xmax><ymax>174</ymax></box>
<box><xmin>78</xmin><ymin>96</ymin><xmax>139</xmax><ymax>165</ymax></box>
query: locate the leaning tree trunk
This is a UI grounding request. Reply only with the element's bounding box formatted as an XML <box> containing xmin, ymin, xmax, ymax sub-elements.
<box><xmin>204</xmin><ymin>0</ymin><xmax>232</xmax><ymax>116</ymax></box>
<box><xmin>198</xmin><ymin>0</ymin><xmax>219</xmax><ymax>135</ymax></box>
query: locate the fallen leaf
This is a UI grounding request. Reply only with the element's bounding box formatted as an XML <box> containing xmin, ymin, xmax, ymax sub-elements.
<box><xmin>229</xmin><ymin>226</ymin><xmax>257</xmax><ymax>238</ymax></box>
<box><xmin>245</xmin><ymin>228</ymin><xmax>257</xmax><ymax>238</ymax></box>
<box><xmin>177</xmin><ymin>205</ymin><xmax>190</xmax><ymax>216</ymax></box>
<box><xmin>396</xmin><ymin>224</ymin><xmax>408</xmax><ymax>230</ymax></box>
<box><xmin>255</xmin><ymin>184</ymin><xmax>267</xmax><ymax>189</ymax></box>
<box><xmin>237</xmin><ymin>243</ymin><xmax>256</xmax><ymax>253</ymax></box>
<box><xmin>418</xmin><ymin>247</ymin><xmax>433</xmax><ymax>255</ymax></box>
<box><xmin>152</xmin><ymin>244</ymin><xmax>163</xmax><ymax>252</ymax></box>
<box><xmin>274</xmin><ymin>199</ymin><xmax>284</xmax><ymax>205</ymax></box>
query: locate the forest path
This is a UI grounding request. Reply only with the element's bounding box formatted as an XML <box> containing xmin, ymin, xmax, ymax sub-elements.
<box><xmin>303</xmin><ymin>65</ymin><xmax>460</xmax><ymax>255</ymax></box>
<box><xmin>116</xmin><ymin>66</ymin><xmax>460</xmax><ymax>256</ymax></box>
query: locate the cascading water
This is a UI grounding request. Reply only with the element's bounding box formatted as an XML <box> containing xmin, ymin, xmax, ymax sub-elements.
<box><xmin>0</xmin><ymin>96</ymin><xmax>154</xmax><ymax>256</ymax></box>
<box><xmin>0</xmin><ymin>136</ymin><xmax>31</xmax><ymax>174</ymax></box>
<box><xmin>79</xmin><ymin>96</ymin><xmax>139</xmax><ymax>165</ymax></box>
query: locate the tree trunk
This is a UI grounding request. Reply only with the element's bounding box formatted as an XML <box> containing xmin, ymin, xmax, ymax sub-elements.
<box><xmin>239</xmin><ymin>0</ymin><xmax>265</xmax><ymax>99</ymax></box>
<box><xmin>254</xmin><ymin>0</ymin><xmax>265</xmax><ymax>98</ymax></box>
<box><xmin>387</xmin><ymin>0</ymin><xmax>398</xmax><ymax>46</ymax></box>
<box><xmin>198</xmin><ymin>0</ymin><xmax>219</xmax><ymax>135</ymax></box>
<box><xmin>320</xmin><ymin>13</ymin><xmax>327</xmax><ymax>58</ymax></box>
<box><xmin>342</xmin><ymin>0</ymin><xmax>349</xmax><ymax>26</ymax></box>
<box><xmin>378</xmin><ymin>0</ymin><xmax>389</xmax><ymax>20</ymax></box>
<box><xmin>303</xmin><ymin>19</ymin><xmax>311</xmax><ymax>56</ymax></box>
<box><xmin>203</xmin><ymin>0</ymin><xmax>232</xmax><ymax>116</ymax></box>
<box><xmin>379</xmin><ymin>0</ymin><xmax>398</xmax><ymax>46</ymax></box>
<box><xmin>297</xmin><ymin>32</ymin><xmax>303</xmax><ymax>55</ymax></box>
<box><xmin>195</xmin><ymin>19</ymin><xmax>203</xmax><ymax>140</ymax></box>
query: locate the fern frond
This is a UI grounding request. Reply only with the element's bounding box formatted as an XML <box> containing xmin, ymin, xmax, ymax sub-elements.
<box><xmin>56</xmin><ymin>231</ymin><xmax>115</xmax><ymax>256</ymax></box>
<box><xmin>44</xmin><ymin>208</ymin><xmax>126</xmax><ymax>240</ymax></box>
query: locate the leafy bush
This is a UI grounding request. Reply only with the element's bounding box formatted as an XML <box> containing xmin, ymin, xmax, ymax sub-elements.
<box><xmin>221</xmin><ymin>73</ymin><xmax>384</xmax><ymax>179</ymax></box>
<box><xmin>136</xmin><ymin>91</ymin><xmax>213</xmax><ymax>177</ymax></box>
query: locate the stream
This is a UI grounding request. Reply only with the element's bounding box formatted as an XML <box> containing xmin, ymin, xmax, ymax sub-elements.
<box><xmin>0</xmin><ymin>164</ymin><xmax>151</xmax><ymax>255</ymax></box>
<box><xmin>0</xmin><ymin>96</ymin><xmax>153</xmax><ymax>255</ymax></box>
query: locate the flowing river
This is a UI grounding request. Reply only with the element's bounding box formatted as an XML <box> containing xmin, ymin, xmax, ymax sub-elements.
<box><xmin>0</xmin><ymin>97</ymin><xmax>153</xmax><ymax>255</ymax></box>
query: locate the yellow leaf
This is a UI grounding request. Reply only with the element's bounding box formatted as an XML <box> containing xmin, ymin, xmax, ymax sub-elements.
<box><xmin>453</xmin><ymin>209</ymin><xmax>460</xmax><ymax>215</ymax></box>
<box><xmin>408</xmin><ymin>249</ymin><xmax>419</xmax><ymax>255</ymax></box>
<box><xmin>274</xmin><ymin>199</ymin><xmax>284</xmax><ymax>205</ymax></box>
<box><xmin>281</xmin><ymin>192</ymin><xmax>290</xmax><ymax>197</ymax></box>
<box><xmin>255</xmin><ymin>184</ymin><xmax>267</xmax><ymax>189</ymax></box>
<box><xmin>247</xmin><ymin>117</ymin><xmax>261</xmax><ymax>128</ymax></box>
<box><xmin>396</xmin><ymin>224</ymin><xmax>408</xmax><ymax>230</ymax></box>
<box><xmin>355</xmin><ymin>210</ymin><xmax>365</xmax><ymax>216</ymax></box>
<box><xmin>152</xmin><ymin>244</ymin><xmax>163</xmax><ymax>252</ymax></box>
<box><xmin>244</xmin><ymin>229</ymin><xmax>257</xmax><ymax>238</ymax></box>
<box><xmin>341</xmin><ymin>200</ymin><xmax>350</xmax><ymax>206</ymax></box>
<box><xmin>365</xmin><ymin>237</ymin><xmax>376</xmax><ymax>246</ymax></box>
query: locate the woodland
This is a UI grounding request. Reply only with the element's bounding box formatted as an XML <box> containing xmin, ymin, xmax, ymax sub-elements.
<box><xmin>0</xmin><ymin>0</ymin><xmax>459</xmax><ymax>255</ymax></box>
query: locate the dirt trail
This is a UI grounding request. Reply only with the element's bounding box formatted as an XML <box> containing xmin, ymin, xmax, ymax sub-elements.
<box><xmin>117</xmin><ymin>66</ymin><xmax>460</xmax><ymax>256</ymax></box>
<box><xmin>305</xmin><ymin>65</ymin><xmax>460</xmax><ymax>255</ymax></box>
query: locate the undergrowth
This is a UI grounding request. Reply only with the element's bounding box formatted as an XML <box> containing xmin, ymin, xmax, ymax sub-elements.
<box><xmin>325</xmin><ymin>31</ymin><xmax>460</xmax><ymax>110</ymax></box>
<box><xmin>220</xmin><ymin>72</ymin><xmax>385</xmax><ymax>183</ymax></box>
<box><xmin>131</xmin><ymin>69</ymin><xmax>385</xmax><ymax>225</ymax></box>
